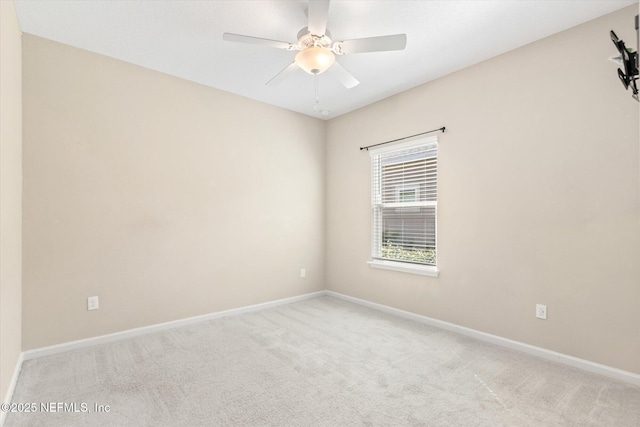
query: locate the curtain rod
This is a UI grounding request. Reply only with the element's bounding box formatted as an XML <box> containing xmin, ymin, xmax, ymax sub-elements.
<box><xmin>359</xmin><ymin>126</ymin><xmax>445</xmax><ymax>151</ymax></box>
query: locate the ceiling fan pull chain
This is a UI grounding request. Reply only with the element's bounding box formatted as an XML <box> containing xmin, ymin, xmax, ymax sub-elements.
<box><xmin>313</xmin><ymin>74</ymin><xmax>320</xmax><ymax>113</ymax></box>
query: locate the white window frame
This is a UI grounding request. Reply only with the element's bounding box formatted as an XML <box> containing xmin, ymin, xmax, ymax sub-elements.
<box><xmin>368</xmin><ymin>136</ymin><xmax>439</xmax><ymax>277</ymax></box>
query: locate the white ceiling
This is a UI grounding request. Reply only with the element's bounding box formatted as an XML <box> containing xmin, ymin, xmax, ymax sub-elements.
<box><xmin>13</xmin><ymin>0</ymin><xmax>636</xmax><ymax>119</ymax></box>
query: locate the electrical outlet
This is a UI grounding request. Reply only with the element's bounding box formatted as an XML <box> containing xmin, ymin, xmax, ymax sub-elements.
<box><xmin>87</xmin><ymin>296</ymin><xmax>99</xmax><ymax>311</ymax></box>
<box><xmin>536</xmin><ymin>304</ymin><xmax>547</xmax><ymax>320</ymax></box>
<box><xmin>300</xmin><ymin>268</ymin><xmax>306</xmax><ymax>278</ymax></box>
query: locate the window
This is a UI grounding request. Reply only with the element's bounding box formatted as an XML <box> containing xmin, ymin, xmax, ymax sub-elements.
<box><xmin>369</xmin><ymin>136</ymin><xmax>438</xmax><ymax>276</ymax></box>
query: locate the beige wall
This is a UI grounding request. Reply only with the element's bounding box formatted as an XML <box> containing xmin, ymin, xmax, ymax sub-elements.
<box><xmin>0</xmin><ymin>0</ymin><xmax>23</xmax><ymax>403</ymax></box>
<box><xmin>22</xmin><ymin>35</ymin><xmax>325</xmax><ymax>350</ymax></box>
<box><xmin>326</xmin><ymin>6</ymin><xmax>640</xmax><ymax>374</ymax></box>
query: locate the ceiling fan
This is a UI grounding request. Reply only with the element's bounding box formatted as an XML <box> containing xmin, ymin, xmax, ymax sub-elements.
<box><xmin>222</xmin><ymin>0</ymin><xmax>407</xmax><ymax>89</ymax></box>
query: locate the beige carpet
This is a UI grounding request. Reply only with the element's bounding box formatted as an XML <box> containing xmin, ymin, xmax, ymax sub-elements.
<box><xmin>5</xmin><ymin>296</ymin><xmax>640</xmax><ymax>426</ymax></box>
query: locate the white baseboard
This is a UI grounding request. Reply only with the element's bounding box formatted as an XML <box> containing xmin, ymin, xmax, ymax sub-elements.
<box><xmin>19</xmin><ymin>289</ymin><xmax>640</xmax><ymax>388</ymax></box>
<box><xmin>23</xmin><ymin>291</ymin><xmax>326</xmax><ymax>361</ymax></box>
<box><xmin>326</xmin><ymin>290</ymin><xmax>640</xmax><ymax>387</ymax></box>
<box><xmin>1</xmin><ymin>351</ymin><xmax>24</xmax><ymax>427</ymax></box>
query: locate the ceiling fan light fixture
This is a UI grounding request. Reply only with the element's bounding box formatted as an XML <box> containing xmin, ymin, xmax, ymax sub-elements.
<box><xmin>295</xmin><ymin>46</ymin><xmax>335</xmax><ymax>75</ymax></box>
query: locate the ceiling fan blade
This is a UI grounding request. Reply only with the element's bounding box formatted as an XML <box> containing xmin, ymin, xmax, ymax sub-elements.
<box><xmin>328</xmin><ymin>61</ymin><xmax>359</xmax><ymax>89</ymax></box>
<box><xmin>223</xmin><ymin>33</ymin><xmax>293</xmax><ymax>50</ymax></box>
<box><xmin>266</xmin><ymin>62</ymin><xmax>300</xmax><ymax>87</ymax></box>
<box><xmin>308</xmin><ymin>0</ymin><xmax>330</xmax><ymax>36</ymax></box>
<box><xmin>339</xmin><ymin>34</ymin><xmax>407</xmax><ymax>54</ymax></box>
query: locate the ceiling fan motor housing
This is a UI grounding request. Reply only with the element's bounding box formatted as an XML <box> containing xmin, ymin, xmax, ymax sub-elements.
<box><xmin>296</xmin><ymin>27</ymin><xmax>332</xmax><ymax>49</ymax></box>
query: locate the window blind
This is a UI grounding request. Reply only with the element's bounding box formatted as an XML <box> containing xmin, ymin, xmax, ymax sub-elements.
<box><xmin>371</xmin><ymin>139</ymin><xmax>437</xmax><ymax>266</ymax></box>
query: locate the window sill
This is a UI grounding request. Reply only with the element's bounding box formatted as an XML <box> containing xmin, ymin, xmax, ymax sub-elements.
<box><xmin>367</xmin><ymin>260</ymin><xmax>439</xmax><ymax>277</ymax></box>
